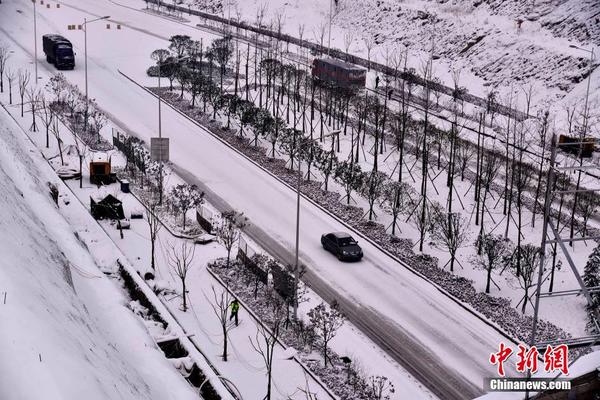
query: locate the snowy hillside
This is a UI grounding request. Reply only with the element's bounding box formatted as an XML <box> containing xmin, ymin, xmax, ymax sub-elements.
<box><xmin>0</xmin><ymin>108</ymin><xmax>195</xmax><ymax>400</ymax></box>
<box><xmin>184</xmin><ymin>0</ymin><xmax>599</xmax><ymax>124</ymax></box>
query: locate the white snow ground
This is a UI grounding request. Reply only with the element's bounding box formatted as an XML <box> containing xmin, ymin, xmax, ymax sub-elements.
<box><xmin>0</xmin><ymin>106</ymin><xmax>197</xmax><ymax>399</ymax></box>
<box><xmin>2</xmin><ymin>0</ymin><xmax>596</xmax><ymax>398</ymax></box>
<box><xmin>0</xmin><ymin>4</ymin><xmax>436</xmax><ymax>398</ymax></box>
<box><xmin>0</xmin><ymin>0</ymin><xmax>519</xmax><ymax>392</ymax></box>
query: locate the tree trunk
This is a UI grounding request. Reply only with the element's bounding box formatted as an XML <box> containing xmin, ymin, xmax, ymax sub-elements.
<box><xmin>151</xmin><ymin>238</ymin><xmax>156</xmax><ymax>269</ymax></box>
<box><xmin>182</xmin><ymin>278</ymin><xmax>187</xmax><ymax>311</ymax></box>
<box><xmin>222</xmin><ymin>324</ymin><xmax>228</xmax><ymax>361</ymax></box>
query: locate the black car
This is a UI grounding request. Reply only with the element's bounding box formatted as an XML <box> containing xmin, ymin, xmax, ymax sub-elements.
<box><xmin>321</xmin><ymin>232</ymin><xmax>363</xmax><ymax>261</ymax></box>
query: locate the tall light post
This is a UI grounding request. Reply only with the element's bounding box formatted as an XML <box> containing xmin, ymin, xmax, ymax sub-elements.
<box><xmin>327</xmin><ymin>0</ymin><xmax>333</xmax><ymax>56</ymax></box>
<box><xmin>293</xmin><ymin>134</ymin><xmax>302</xmax><ymax>320</ymax></box>
<box><xmin>33</xmin><ymin>0</ymin><xmax>38</xmax><ymax>81</ymax></box>
<box><xmin>567</xmin><ymin>44</ymin><xmax>595</xmax><ymax>246</ymax></box>
<box><xmin>156</xmin><ymin>55</ymin><xmax>188</xmax><ymax>204</ymax></box>
<box><xmin>82</xmin><ymin>15</ymin><xmax>110</xmax><ymax>132</ymax></box>
<box><xmin>569</xmin><ymin>45</ymin><xmax>595</xmax><ymax>131</ymax></box>
<box><xmin>293</xmin><ymin>130</ymin><xmax>339</xmax><ymax>320</ymax></box>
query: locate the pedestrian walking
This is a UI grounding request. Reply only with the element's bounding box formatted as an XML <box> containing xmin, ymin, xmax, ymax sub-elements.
<box><xmin>229</xmin><ymin>299</ymin><xmax>240</xmax><ymax>326</ymax></box>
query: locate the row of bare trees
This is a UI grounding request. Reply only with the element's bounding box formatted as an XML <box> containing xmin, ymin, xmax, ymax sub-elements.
<box><xmin>144</xmin><ymin>31</ymin><xmax>600</xmax><ymax>312</ymax></box>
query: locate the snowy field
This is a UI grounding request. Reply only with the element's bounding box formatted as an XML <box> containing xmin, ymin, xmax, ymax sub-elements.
<box><xmin>1</xmin><ymin>0</ymin><xmax>599</xmax><ymax>399</ymax></box>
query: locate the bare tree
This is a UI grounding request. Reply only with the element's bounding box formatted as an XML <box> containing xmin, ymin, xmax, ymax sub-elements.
<box><xmin>167</xmin><ymin>240</ymin><xmax>195</xmax><ymax>311</ymax></box>
<box><xmin>521</xmin><ymin>83</ymin><xmax>535</xmax><ymax>117</ymax></box>
<box><xmin>89</xmin><ymin>106</ymin><xmax>107</xmax><ymax>143</ymax></box>
<box><xmin>334</xmin><ymin>160</ymin><xmax>363</xmax><ymax>205</ymax></box>
<box><xmin>364</xmin><ymin>36</ymin><xmax>375</xmax><ymax>69</ymax></box>
<box><xmin>6</xmin><ymin>68</ymin><xmax>16</xmax><ymax>104</ymax></box>
<box><xmin>474</xmin><ymin>233</ymin><xmax>511</xmax><ymax>294</ymax></box>
<box><xmin>216</xmin><ymin>210</ymin><xmax>248</xmax><ymax>268</ymax></box>
<box><xmin>145</xmin><ymin>193</ymin><xmax>162</xmax><ymax>270</ymax></box>
<box><xmin>38</xmin><ymin>93</ymin><xmax>54</xmax><ymax>148</ymax></box>
<box><xmin>360</xmin><ymin>170</ymin><xmax>387</xmax><ymax>221</ymax></box>
<box><xmin>410</xmin><ymin>202</ymin><xmax>431</xmax><ymax>252</ymax></box>
<box><xmin>249</xmin><ymin>304</ymin><xmax>285</xmax><ymax>400</ymax></box>
<box><xmin>308</xmin><ymin>301</ymin><xmax>344</xmax><ymax>368</ymax></box>
<box><xmin>209</xmin><ymin>286</ymin><xmax>234</xmax><ymax>361</ymax></box>
<box><xmin>476</xmin><ymin>153</ymin><xmax>499</xmax><ymax>249</ymax></box>
<box><xmin>290</xmin><ymin>373</ymin><xmax>319</xmax><ymax>400</ymax></box>
<box><xmin>18</xmin><ymin>69</ymin><xmax>31</xmax><ymax>117</ymax></box>
<box><xmin>169</xmin><ymin>184</ymin><xmax>204</xmax><ymax>230</ymax></box>
<box><xmin>150</xmin><ymin>48</ymin><xmax>173</xmax><ymax>89</ymax></box>
<box><xmin>70</xmin><ymin>120</ymin><xmax>88</xmax><ymax>188</ymax></box>
<box><xmin>49</xmin><ymin>116</ymin><xmax>65</xmax><ymax>166</ymax></box>
<box><xmin>456</xmin><ymin>141</ymin><xmax>474</xmax><ymax>181</ymax></box>
<box><xmin>369</xmin><ymin>375</ymin><xmax>395</xmax><ymax>400</ymax></box>
<box><xmin>255</xmin><ymin>2</ymin><xmax>268</xmax><ymax>46</ymax></box>
<box><xmin>576</xmin><ymin>191</ymin><xmax>600</xmax><ymax>238</ymax></box>
<box><xmin>508</xmin><ymin>244</ymin><xmax>544</xmax><ymax>313</ymax></box>
<box><xmin>531</xmin><ymin>111</ymin><xmax>550</xmax><ymax>229</ymax></box>
<box><xmin>313</xmin><ymin>22</ymin><xmax>327</xmax><ymax>49</ymax></box>
<box><xmin>343</xmin><ymin>31</ymin><xmax>354</xmax><ymax>53</ymax></box>
<box><xmin>431</xmin><ymin>209</ymin><xmax>470</xmax><ymax>272</ymax></box>
<box><xmin>0</xmin><ymin>45</ymin><xmax>10</xmax><ymax>93</ymax></box>
<box><xmin>382</xmin><ymin>180</ymin><xmax>413</xmax><ymax>235</ymax></box>
<box><xmin>26</xmin><ymin>87</ymin><xmax>41</xmax><ymax>132</ymax></box>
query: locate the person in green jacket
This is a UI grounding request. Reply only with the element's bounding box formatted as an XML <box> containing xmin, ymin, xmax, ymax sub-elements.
<box><xmin>229</xmin><ymin>299</ymin><xmax>240</xmax><ymax>326</ymax></box>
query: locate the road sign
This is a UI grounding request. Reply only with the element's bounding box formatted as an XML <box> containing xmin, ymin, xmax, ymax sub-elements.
<box><xmin>151</xmin><ymin>137</ymin><xmax>169</xmax><ymax>162</ymax></box>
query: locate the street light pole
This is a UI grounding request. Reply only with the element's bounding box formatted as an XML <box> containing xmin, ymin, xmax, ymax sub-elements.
<box><xmin>33</xmin><ymin>0</ymin><xmax>38</xmax><ymax>81</ymax></box>
<box><xmin>293</xmin><ymin>138</ymin><xmax>302</xmax><ymax>320</ymax></box>
<box><xmin>84</xmin><ymin>17</ymin><xmax>88</xmax><ymax>130</ymax></box>
<box><xmin>82</xmin><ymin>15</ymin><xmax>110</xmax><ymax>132</ymax></box>
<box><xmin>155</xmin><ymin>55</ymin><xmax>188</xmax><ymax>205</ymax></box>
<box><xmin>293</xmin><ymin>130</ymin><xmax>338</xmax><ymax>320</ymax></box>
<box><xmin>567</xmin><ymin>44</ymin><xmax>594</xmax><ymax>247</ymax></box>
<box><xmin>327</xmin><ymin>0</ymin><xmax>333</xmax><ymax>56</ymax></box>
<box><xmin>158</xmin><ymin>56</ymin><xmax>163</xmax><ymax>204</ymax></box>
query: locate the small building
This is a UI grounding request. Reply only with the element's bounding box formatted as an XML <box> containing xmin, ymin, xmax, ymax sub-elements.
<box><xmin>90</xmin><ymin>194</ymin><xmax>125</xmax><ymax>220</ymax></box>
<box><xmin>312</xmin><ymin>58</ymin><xmax>366</xmax><ymax>88</ymax></box>
<box><xmin>90</xmin><ymin>154</ymin><xmax>117</xmax><ymax>185</ymax></box>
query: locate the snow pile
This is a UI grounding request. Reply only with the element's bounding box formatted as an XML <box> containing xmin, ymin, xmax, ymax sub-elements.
<box><xmin>0</xmin><ymin>109</ymin><xmax>194</xmax><ymax>399</ymax></box>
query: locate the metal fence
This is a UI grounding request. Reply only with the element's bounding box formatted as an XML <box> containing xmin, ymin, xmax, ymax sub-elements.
<box><xmin>196</xmin><ymin>204</ymin><xmax>214</xmax><ymax>233</ymax></box>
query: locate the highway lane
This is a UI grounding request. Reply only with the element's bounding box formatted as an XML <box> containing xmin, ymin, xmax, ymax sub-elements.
<box><xmin>0</xmin><ymin>0</ymin><xmax>517</xmax><ymax>398</ymax></box>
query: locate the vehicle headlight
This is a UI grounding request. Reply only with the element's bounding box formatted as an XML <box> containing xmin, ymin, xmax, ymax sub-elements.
<box><xmin>342</xmin><ymin>250</ymin><xmax>349</xmax><ymax>255</ymax></box>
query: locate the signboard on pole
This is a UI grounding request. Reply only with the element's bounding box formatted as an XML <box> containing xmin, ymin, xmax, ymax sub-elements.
<box><xmin>151</xmin><ymin>137</ymin><xmax>169</xmax><ymax>162</ymax></box>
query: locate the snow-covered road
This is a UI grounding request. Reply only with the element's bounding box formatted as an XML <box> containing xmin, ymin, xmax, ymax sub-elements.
<box><xmin>0</xmin><ymin>0</ymin><xmax>519</xmax><ymax>397</ymax></box>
